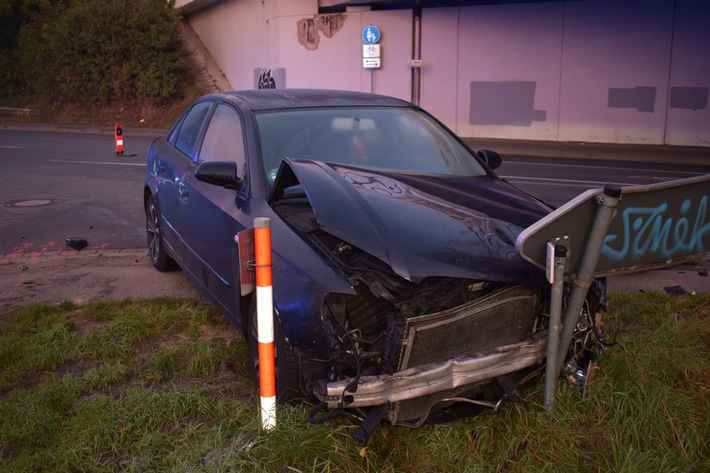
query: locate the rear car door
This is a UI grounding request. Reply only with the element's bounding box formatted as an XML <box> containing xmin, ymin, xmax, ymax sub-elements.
<box><xmin>180</xmin><ymin>102</ymin><xmax>249</xmax><ymax>320</ymax></box>
<box><xmin>154</xmin><ymin>101</ymin><xmax>214</xmax><ymax>263</ymax></box>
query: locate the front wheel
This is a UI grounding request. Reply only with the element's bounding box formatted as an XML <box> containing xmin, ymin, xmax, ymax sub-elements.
<box><xmin>145</xmin><ymin>195</ymin><xmax>178</xmax><ymax>272</ymax></box>
<box><xmin>248</xmin><ymin>299</ymin><xmax>303</xmax><ymax>403</ymax></box>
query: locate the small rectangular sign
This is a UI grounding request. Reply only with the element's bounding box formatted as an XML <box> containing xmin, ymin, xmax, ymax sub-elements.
<box><xmin>546</xmin><ymin>241</ymin><xmax>555</xmax><ymax>284</ymax></box>
<box><xmin>363</xmin><ymin>57</ymin><xmax>381</xmax><ymax>69</ymax></box>
<box><xmin>363</xmin><ymin>44</ymin><xmax>381</xmax><ymax>58</ymax></box>
<box><xmin>237</xmin><ymin>229</ymin><xmax>255</xmax><ymax>296</ymax></box>
<box><xmin>545</xmin><ymin>237</ymin><xmax>570</xmax><ymax>283</ymax></box>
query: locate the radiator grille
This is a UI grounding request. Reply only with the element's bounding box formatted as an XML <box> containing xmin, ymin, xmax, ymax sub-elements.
<box><xmin>398</xmin><ymin>285</ymin><xmax>540</xmax><ymax>370</ymax></box>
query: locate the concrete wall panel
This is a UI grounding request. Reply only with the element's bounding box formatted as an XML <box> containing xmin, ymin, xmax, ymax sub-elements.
<box><xmin>665</xmin><ymin>0</ymin><xmax>710</xmax><ymax>146</ymax></box>
<box><xmin>454</xmin><ymin>3</ymin><xmax>563</xmax><ymax>140</ymax></box>
<box><xmin>275</xmin><ymin>12</ymin><xmax>361</xmax><ymax>90</ymax></box>
<box><xmin>559</xmin><ymin>0</ymin><xmax>674</xmax><ymax>144</ymax></box>
<box><xmin>189</xmin><ymin>1</ymin><xmax>271</xmax><ymax>90</ymax></box>
<box><xmin>420</xmin><ymin>8</ymin><xmax>459</xmax><ymax>129</ymax></box>
<box><xmin>271</xmin><ymin>9</ymin><xmax>411</xmax><ymax>98</ymax></box>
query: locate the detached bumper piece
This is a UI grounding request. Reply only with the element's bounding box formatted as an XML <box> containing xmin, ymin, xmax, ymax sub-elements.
<box><xmin>315</xmin><ymin>334</ymin><xmax>546</xmax><ymax>418</ymax></box>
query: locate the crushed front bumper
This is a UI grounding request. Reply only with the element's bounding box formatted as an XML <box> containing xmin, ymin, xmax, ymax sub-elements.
<box><xmin>315</xmin><ymin>334</ymin><xmax>547</xmax><ymax>409</ymax></box>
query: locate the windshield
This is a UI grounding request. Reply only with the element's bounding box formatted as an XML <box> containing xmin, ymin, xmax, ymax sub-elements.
<box><xmin>256</xmin><ymin>107</ymin><xmax>487</xmax><ymax>186</ymax></box>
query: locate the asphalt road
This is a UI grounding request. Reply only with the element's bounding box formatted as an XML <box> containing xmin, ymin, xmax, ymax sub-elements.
<box><xmin>0</xmin><ymin>129</ymin><xmax>156</xmax><ymax>255</ymax></box>
<box><xmin>498</xmin><ymin>158</ymin><xmax>710</xmax><ymax>207</ymax></box>
<box><xmin>2</xmin><ymin>126</ymin><xmax>709</xmax><ymax>257</ymax></box>
<box><xmin>469</xmin><ymin>139</ymin><xmax>710</xmax><ymax>207</ymax></box>
<box><xmin>0</xmin><ymin>125</ymin><xmax>708</xmax><ymax>310</ymax></box>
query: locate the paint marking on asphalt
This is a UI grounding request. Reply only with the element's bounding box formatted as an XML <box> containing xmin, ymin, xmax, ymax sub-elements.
<box><xmin>0</xmin><ymin>145</ymin><xmax>24</xmax><ymax>149</ymax></box>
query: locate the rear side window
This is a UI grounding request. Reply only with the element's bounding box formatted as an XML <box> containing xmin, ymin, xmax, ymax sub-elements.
<box><xmin>199</xmin><ymin>104</ymin><xmax>246</xmax><ymax>177</ymax></box>
<box><xmin>175</xmin><ymin>102</ymin><xmax>213</xmax><ymax>160</ymax></box>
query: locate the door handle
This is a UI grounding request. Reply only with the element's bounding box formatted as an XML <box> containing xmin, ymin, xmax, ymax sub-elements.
<box><xmin>178</xmin><ymin>181</ymin><xmax>190</xmax><ymax>200</ymax></box>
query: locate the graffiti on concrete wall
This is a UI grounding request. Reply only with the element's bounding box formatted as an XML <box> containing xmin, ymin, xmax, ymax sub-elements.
<box><xmin>258</xmin><ymin>70</ymin><xmax>276</xmax><ymax>89</ymax></box>
<box><xmin>297</xmin><ymin>13</ymin><xmax>347</xmax><ymax>51</ymax></box>
<box><xmin>254</xmin><ymin>68</ymin><xmax>286</xmax><ymax>89</ymax></box>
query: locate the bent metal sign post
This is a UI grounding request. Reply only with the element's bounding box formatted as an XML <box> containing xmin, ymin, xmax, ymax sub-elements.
<box><xmin>516</xmin><ymin>174</ymin><xmax>709</xmax><ymax>411</ymax></box>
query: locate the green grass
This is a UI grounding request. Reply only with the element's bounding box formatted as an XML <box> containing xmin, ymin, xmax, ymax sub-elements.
<box><xmin>0</xmin><ymin>294</ymin><xmax>708</xmax><ymax>472</ymax></box>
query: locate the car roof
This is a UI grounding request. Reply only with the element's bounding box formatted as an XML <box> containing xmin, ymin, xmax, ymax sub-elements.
<box><xmin>203</xmin><ymin>89</ymin><xmax>416</xmax><ymax>111</ymax></box>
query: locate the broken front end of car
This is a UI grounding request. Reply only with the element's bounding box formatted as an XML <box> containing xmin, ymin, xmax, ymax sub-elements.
<box><xmin>299</xmin><ymin>240</ymin><xmax>607</xmax><ymax>441</ymax></box>
<box><xmin>268</xmin><ymin>159</ymin><xmax>608</xmax><ymax>442</ymax></box>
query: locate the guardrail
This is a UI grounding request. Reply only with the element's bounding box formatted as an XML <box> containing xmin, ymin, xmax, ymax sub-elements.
<box><xmin>0</xmin><ymin>107</ymin><xmax>40</xmax><ymax>116</ymax></box>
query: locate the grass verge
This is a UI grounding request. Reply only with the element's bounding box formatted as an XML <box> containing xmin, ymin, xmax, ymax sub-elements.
<box><xmin>1</xmin><ymin>293</ymin><xmax>708</xmax><ymax>472</ymax></box>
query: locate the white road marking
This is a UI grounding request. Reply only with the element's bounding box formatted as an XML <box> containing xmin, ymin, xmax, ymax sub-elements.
<box><xmin>500</xmin><ymin>175</ymin><xmax>632</xmax><ymax>187</ymax></box>
<box><xmin>49</xmin><ymin>159</ymin><xmax>145</xmax><ymax>166</ymax></box>
<box><xmin>504</xmin><ymin>160</ymin><xmax>701</xmax><ymax>176</ymax></box>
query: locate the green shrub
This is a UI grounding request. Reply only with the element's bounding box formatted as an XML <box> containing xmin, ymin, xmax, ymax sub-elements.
<box><xmin>17</xmin><ymin>0</ymin><xmax>189</xmax><ymax>107</ymax></box>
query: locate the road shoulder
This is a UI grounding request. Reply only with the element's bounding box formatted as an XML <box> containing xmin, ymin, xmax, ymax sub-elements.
<box><xmin>1</xmin><ymin>248</ymin><xmax>708</xmax><ymax>314</ymax></box>
<box><xmin>0</xmin><ymin>248</ymin><xmax>204</xmax><ymax>312</ymax></box>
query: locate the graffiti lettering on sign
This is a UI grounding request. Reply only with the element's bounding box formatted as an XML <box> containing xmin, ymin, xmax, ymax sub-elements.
<box><xmin>602</xmin><ymin>195</ymin><xmax>709</xmax><ymax>261</ymax></box>
<box><xmin>516</xmin><ymin>175</ymin><xmax>710</xmax><ymax>276</ymax></box>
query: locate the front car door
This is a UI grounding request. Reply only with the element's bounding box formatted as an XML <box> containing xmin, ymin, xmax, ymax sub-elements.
<box><xmin>181</xmin><ymin>102</ymin><xmax>249</xmax><ymax>322</ymax></box>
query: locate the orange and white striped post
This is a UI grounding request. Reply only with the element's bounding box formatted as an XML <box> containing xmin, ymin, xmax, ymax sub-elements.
<box><xmin>254</xmin><ymin>217</ymin><xmax>276</xmax><ymax>430</ymax></box>
<box><xmin>114</xmin><ymin>123</ymin><xmax>124</xmax><ymax>155</ymax></box>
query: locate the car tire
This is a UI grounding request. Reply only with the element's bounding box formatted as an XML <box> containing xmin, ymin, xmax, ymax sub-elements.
<box><xmin>145</xmin><ymin>195</ymin><xmax>178</xmax><ymax>272</ymax></box>
<box><xmin>248</xmin><ymin>299</ymin><xmax>303</xmax><ymax>403</ymax></box>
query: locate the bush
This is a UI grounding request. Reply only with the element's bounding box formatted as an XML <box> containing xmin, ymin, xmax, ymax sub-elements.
<box><xmin>17</xmin><ymin>0</ymin><xmax>190</xmax><ymax>107</ymax></box>
<box><xmin>0</xmin><ymin>49</ymin><xmax>22</xmax><ymax>103</ymax></box>
<box><xmin>0</xmin><ymin>0</ymin><xmax>41</xmax><ymax>103</ymax></box>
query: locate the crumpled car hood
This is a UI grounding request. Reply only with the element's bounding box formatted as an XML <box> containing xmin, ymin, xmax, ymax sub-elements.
<box><xmin>273</xmin><ymin>158</ymin><xmax>552</xmax><ymax>286</ymax></box>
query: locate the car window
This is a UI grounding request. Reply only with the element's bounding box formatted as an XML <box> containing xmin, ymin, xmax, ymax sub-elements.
<box><xmin>199</xmin><ymin>104</ymin><xmax>246</xmax><ymax>177</ymax></box>
<box><xmin>175</xmin><ymin>101</ymin><xmax>213</xmax><ymax>160</ymax></box>
<box><xmin>167</xmin><ymin>121</ymin><xmax>179</xmax><ymax>145</ymax></box>
<box><xmin>256</xmin><ymin>107</ymin><xmax>487</xmax><ymax>186</ymax></box>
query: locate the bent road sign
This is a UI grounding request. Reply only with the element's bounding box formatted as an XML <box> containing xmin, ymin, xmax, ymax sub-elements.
<box><xmin>516</xmin><ymin>174</ymin><xmax>710</xmax><ymax>277</ymax></box>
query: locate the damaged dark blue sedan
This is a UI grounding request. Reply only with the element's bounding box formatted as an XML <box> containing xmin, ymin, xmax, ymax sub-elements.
<box><xmin>144</xmin><ymin>89</ymin><xmax>605</xmax><ymax>439</ymax></box>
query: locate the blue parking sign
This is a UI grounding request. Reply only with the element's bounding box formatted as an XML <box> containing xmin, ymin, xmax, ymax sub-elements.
<box><xmin>362</xmin><ymin>25</ymin><xmax>381</xmax><ymax>44</ymax></box>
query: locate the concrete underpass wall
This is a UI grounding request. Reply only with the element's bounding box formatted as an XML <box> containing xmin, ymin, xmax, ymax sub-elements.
<box><xmin>186</xmin><ymin>1</ymin><xmax>413</xmax><ymax>101</ymax></box>
<box><xmin>423</xmin><ymin>0</ymin><xmax>710</xmax><ymax>146</ymax></box>
<box><xmin>184</xmin><ymin>0</ymin><xmax>710</xmax><ymax>147</ymax></box>
<box><xmin>186</xmin><ymin>0</ymin><xmax>271</xmax><ymax>91</ymax></box>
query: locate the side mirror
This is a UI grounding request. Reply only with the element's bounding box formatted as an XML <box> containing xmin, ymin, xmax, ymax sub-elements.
<box><xmin>195</xmin><ymin>161</ymin><xmax>243</xmax><ymax>190</ymax></box>
<box><xmin>476</xmin><ymin>149</ymin><xmax>502</xmax><ymax>170</ymax></box>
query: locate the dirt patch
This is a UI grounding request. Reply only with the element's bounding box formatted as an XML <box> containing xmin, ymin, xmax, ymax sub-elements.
<box><xmin>0</xmin><ymin>249</ymin><xmax>204</xmax><ymax>313</ymax></box>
